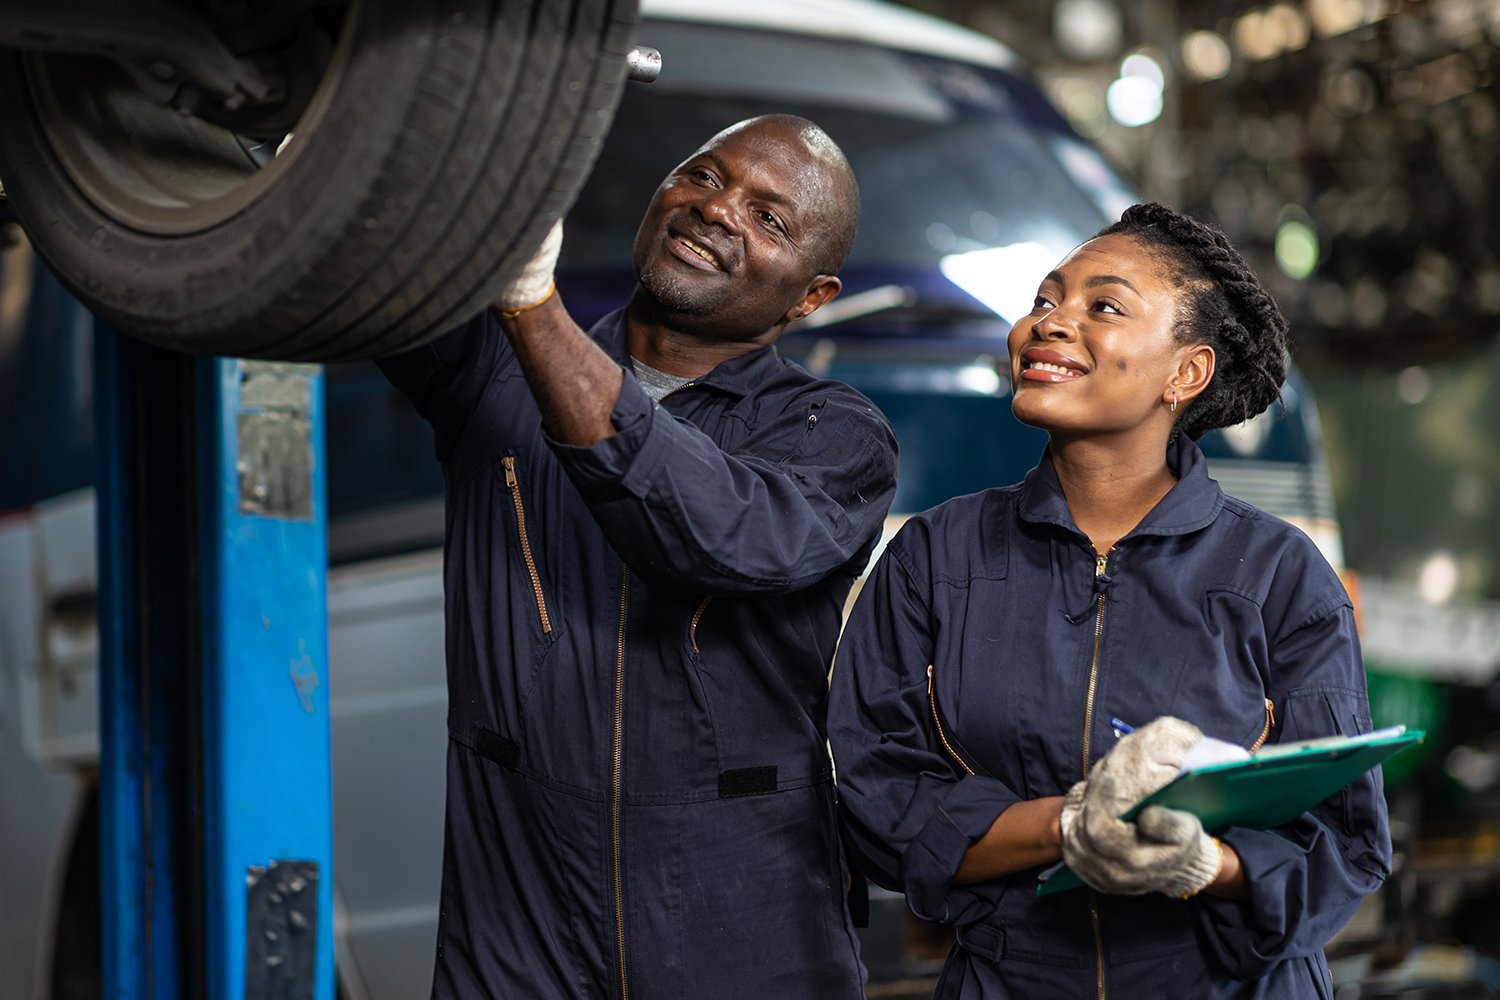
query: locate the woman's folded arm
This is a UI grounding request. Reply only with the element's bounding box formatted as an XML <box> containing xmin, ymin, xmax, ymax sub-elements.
<box><xmin>829</xmin><ymin>530</ymin><xmax>1023</xmax><ymax>925</ymax></box>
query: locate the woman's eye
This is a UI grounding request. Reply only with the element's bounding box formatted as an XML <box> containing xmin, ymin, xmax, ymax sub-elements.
<box><xmin>1033</xmin><ymin>295</ymin><xmax>1054</xmax><ymax>310</ymax></box>
<box><xmin>1094</xmin><ymin>299</ymin><xmax>1122</xmax><ymax>314</ymax></box>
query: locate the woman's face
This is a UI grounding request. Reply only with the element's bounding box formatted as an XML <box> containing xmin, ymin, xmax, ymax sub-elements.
<box><xmin>1007</xmin><ymin>234</ymin><xmax>1213</xmax><ymax>441</ymax></box>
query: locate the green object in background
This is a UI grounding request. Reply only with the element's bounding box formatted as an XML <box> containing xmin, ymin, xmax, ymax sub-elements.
<box><xmin>1365</xmin><ymin>668</ymin><xmax>1446</xmax><ymax>789</ymax></box>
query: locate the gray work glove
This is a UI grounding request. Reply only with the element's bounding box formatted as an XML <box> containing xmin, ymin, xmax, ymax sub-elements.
<box><xmin>1059</xmin><ymin>717</ymin><xmax>1222</xmax><ymax>897</ymax></box>
<box><xmin>496</xmin><ymin>220</ymin><xmax>563</xmax><ymax>314</ymax></box>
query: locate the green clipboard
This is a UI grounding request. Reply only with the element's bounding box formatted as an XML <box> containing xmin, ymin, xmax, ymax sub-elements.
<box><xmin>1036</xmin><ymin>725</ymin><xmax>1424</xmax><ymax>896</ymax></box>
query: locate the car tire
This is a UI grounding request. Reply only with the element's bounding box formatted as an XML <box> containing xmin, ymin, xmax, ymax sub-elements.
<box><xmin>0</xmin><ymin>0</ymin><xmax>636</xmax><ymax>361</ymax></box>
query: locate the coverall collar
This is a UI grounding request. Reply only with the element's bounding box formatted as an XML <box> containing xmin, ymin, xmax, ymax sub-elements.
<box><xmin>597</xmin><ymin>308</ymin><xmax>782</xmax><ymax>400</ymax></box>
<box><xmin>1018</xmin><ymin>433</ymin><xmax>1225</xmax><ymax>543</ymax></box>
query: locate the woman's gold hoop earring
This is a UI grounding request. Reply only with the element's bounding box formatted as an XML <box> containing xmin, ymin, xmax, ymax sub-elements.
<box><xmin>1170</xmin><ymin>393</ymin><xmax>1178</xmax><ymax>413</ymax></box>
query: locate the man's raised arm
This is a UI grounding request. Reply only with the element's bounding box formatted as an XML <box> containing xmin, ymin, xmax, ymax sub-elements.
<box><xmin>492</xmin><ymin>221</ymin><xmax>624</xmax><ymax>447</ymax></box>
<box><xmin>491</xmin><ymin>222</ymin><xmax>896</xmax><ymax>595</ymax></box>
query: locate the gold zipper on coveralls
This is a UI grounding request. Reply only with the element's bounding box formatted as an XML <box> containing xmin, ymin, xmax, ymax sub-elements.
<box><xmin>1249</xmin><ymin>698</ymin><xmax>1275</xmax><ymax>752</ymax></box>
<box><xmin>927</xmin><ymin>665</ymin><xmax>975</xmax><ymax>776</ymax></box>
<box><xmin>612</xmin><ymin>563</ymin><xmax>630</xmax><ymax>1000</ymax></box>
<box><xmin>690</xmin><ymin>596</ymin><xmax>712</xmax><ymax>654</ymax></box>
<box><xmin>604</xmin><ymin>377</ymin><xmax>701</xmax><ymax>997</ymax></box>
<box><xmin>1082</xmin><ymin>545</ymin><xmax>1112</xmax><ymax>1000</ymax></box>
<box><xmin>501</xmin><ymin>457</ymin><xmax>551</xmax><ymax>633</ymax></box>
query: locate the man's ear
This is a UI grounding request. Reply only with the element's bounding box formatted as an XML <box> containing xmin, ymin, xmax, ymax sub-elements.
<box><xmin>1167</xmin><ymin>344</ymin><xmax>1215</xmax><ymax>407</ymax></box>
<box><xmin>784</xmin><ymin>275</ymin><xmax>842</xmax><ymax>324</ymax></box>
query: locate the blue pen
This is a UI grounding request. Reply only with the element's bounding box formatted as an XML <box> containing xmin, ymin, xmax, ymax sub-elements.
<box><xmin>1110</xmin><ymin>717</ymin><xmax>1134</xmax><ymax>737</ymax></box>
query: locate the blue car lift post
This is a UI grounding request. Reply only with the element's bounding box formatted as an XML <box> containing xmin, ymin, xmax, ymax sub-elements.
<box><xmin>94</xmin><ymin>329</ymin><xmax>335</xmax><ymax>1000</ymax></box>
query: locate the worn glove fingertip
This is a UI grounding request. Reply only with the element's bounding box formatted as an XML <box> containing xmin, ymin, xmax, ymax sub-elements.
<box><xmin>1145</xmin><ymin>717</ymin><xmax>1204</xmax><ymax>764</ymax></box>
<box><xmin>1135</xmin><ymin>804</ymin><xmax>1200</xmax><ymax>845</ymax></box>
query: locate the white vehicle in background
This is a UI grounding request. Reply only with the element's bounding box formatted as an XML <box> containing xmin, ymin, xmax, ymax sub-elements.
<box><xmin>0</xmin><ymin>2</ymin><xmax>1347</xmax><ymax>997</ymax></box>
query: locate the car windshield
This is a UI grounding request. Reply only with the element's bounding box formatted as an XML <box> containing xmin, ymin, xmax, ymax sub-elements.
<box><xmin>558</xmin><ymin>20</ymin><xmax>1138</xmax><ymax>334</ymax></box>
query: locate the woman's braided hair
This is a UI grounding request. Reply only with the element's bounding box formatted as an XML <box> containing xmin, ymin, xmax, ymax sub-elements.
<box><xmin>1095</xmin><ymin>203</ymin><xmax>1290</xmax><ymax>440</ymax></box>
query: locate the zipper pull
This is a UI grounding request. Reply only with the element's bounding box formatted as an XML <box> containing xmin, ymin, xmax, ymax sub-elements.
<box><xmin>1250</xmin><ymin>697</ymin><xmax>1277</xmax><ymax>752</ymax></box>
<box><xmin>1090</xmin><ymin>546</ymin><xmax>1115</xmax><ymax>599</ymax></box>
<box><xmin>502</xmin><ymin>455</ymin><xmax>517</xmax><ymax>489</ymax></box>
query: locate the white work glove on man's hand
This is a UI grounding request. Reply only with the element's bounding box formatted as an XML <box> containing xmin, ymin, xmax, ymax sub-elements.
<box><xmin>496</xmin><ymin>219</ymin><xmax>563</xmax><ymax>314</ymax></box>
<box><xmin>1059</xmin><ymin>716</ymin><xmax>1222</xmax><ymax>897</ymax></box>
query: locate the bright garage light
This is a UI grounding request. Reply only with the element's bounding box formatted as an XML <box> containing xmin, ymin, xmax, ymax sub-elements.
<box><xmin>1234</xmin><ymin>11</ymin><xmax>1279</xmax><ymax>60</ymax></box>
<box><xmin>1181</xmin><ymin>31</ymin><xmax>1231</xmax><ymax>81</ymax></box>
<box><xmin>1120</xmin><ymin>53</ymin><xmax>1166</xmax><ymax>90</ymax></box>
<box><xmin>1307</xmin><ymin>0</ymin><xmax>1377</xmax><ymax>37</ymax></box>
<box><xmin>1054</xmin><ymin>0</ymin><xmax>1123</xmax><ymax>61</ymax></box>
<box><xmin>939</xmin><ymin>242</ymin><xmax>1059</xmax><ymax>324</ymax></box>
<box><xmin>1106</xmin><ymin>75</ymin><xmax>1163</xmax><ymax>126</ymax></box>
<box><xmin>956</xmin><ymin>364</ymin><xmax>1003</xmax><ymax>395</ymax></box>
<box><xmin>1220</xmin><ymin>412</ymin><xmax>1271</xmax><ymax>456</ymax></box>
<box><xmin>1418</xmin><ymin>552</ymin><xmax>1459</xmax><ymax>604</ymax></box>
<box><xmin>1271</xmin><ymin>5</ymin><xmax>1311</xmax><ymax>50</ymax></box>
<box><xmin>1235</xmin><ymin>5</ymin><xmax>1311</xmax><ymax>60</ymax></box>
<box><xmin>1274</xmin><ymin>219</ymin><xmax>1318</xmax><ymax>279</ymax></box>
<box><xmin>1396</xmin><ymin>366</ymin><xmax>1430</xmax><ymax>405</ymax></box>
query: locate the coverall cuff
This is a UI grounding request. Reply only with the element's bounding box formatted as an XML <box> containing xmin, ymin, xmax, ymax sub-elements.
<box><xmin>1218</xmin><ymin>826</ymin><xmax>1291</xmax><ymax>872</ymax></box>
<box><xmin>1214</xmin><ymin>823</ymin><xmax>1382</xmax><ymax>904</ymax></box>
<box><xmin>1192</xmin><ymin>824</ymin><xmax>1379</xmax><ymax>979</ymax></box>
<box><xmin>1205</xmin><ymin>827</ymin><xmax>1301</xmax><ymax>920</ymax></box>
<box><xmin>901</xmin><ymin>775</ymin><xmax>1021</xmax><ymax>922</ymax></box>
<box><xmin>546</xmin><ymin>370</ymin><xmax>672</xmax><ymax>499</ymax></box>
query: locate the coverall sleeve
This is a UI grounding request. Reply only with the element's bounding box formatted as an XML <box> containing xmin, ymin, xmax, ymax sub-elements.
<box><xmin>547</xmin><ymin>371</ymin><xmax>898</xmax><ymax>594</ymax></box>
<box><xmin>374</xmin><ymin>313</ymin><xmax>508</xmax><ymax>462</ymax></box>
<box><xmin>828</xmin><ymin>533</ymin><xmax>1023</xmax><ymax>926</ymax></box>
<box><xmin>1195</xmin><ymin>601</ymin><xmax>1392</xmax><ymax>979</ymax></box>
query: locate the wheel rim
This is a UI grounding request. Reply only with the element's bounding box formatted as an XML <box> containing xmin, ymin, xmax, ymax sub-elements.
<box><xmin>25</xmin><ymin>3</ymin><xmax>359</xmax><ymax>237</ymax></box>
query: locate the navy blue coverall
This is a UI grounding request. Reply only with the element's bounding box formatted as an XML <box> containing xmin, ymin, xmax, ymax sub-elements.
<box><xmin>378</xmin><ymin>307</ymin><xmax>898</xmax><ymax>1000</ymax></box>
<box><xmin>829</xmin><ymin>435</ymin><xmax>1390</xmax><ymax>999</ymax></box>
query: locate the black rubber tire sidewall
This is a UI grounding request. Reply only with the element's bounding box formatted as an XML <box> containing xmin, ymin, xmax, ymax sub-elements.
<box><xmin>0</xmin><ymin>0</ymin><xmax>636</xmax><ymax>360</ymax></box>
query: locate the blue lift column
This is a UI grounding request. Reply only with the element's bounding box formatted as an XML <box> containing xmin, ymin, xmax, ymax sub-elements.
<box><xmin>96</xmin><ymin>331</ymin><xmax>334</xmax><ymax>1000</ymax></box>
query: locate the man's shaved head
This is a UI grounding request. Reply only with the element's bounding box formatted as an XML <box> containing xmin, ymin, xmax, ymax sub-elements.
<box><xmin>695</xmin><ymin>115</ymin><xmax>862</xmax><ymax>276</ymax></box>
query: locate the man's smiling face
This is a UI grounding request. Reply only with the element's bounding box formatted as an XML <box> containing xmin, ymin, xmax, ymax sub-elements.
<box><xmin>631</xmin><ymin>118</ymin><xmax>843</xmax><ymax>341</ymax></box>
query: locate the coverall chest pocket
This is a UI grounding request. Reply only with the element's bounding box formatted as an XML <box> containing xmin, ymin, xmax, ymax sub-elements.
<box><xmin>500</xmin><ymin>454</ymin><xmax>557</xmax><ymax>646</ymax></box>
<box><xmin>1175</xmin><ymin>588</ymin><xmax>1279</xmax><ymax>748</ymax></box>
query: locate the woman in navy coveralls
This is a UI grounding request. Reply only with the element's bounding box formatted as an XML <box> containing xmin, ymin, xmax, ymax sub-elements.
<box><xmin>829</xmin><ymin>204</ymin><xmax>1390</xmax><ymax>999</ymax></box>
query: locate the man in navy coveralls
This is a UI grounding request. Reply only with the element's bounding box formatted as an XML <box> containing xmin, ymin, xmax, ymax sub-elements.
<box><xmin>378</xmin><ymin>115</ymin><xmax>898</xmax><ymax>999</ymax></box>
